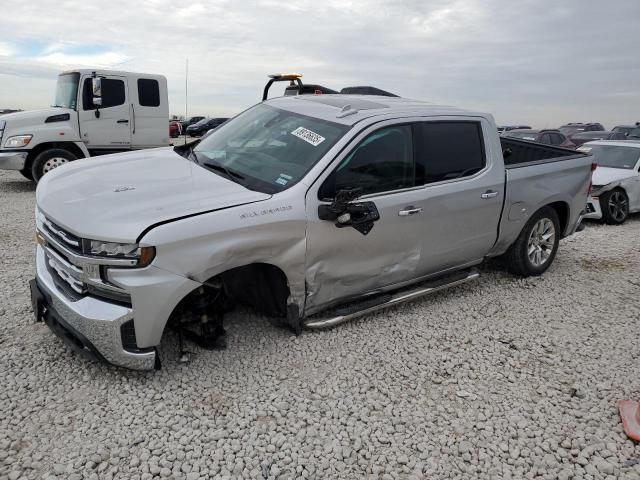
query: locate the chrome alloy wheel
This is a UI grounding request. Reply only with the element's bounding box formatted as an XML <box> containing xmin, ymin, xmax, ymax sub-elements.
<box><xmin>42</xmin><ymin>157</ymin><xmax>69</xmax><ymax>174</ymax></box>
<box><xmin>608</xmin><ymin>191</ymin><xmax>628</xmax><ymax>222</ymax></box>
<box><xmin>527</xmin><ymin>218</ymin><xmax>556</xmax><ymax>267</ymax></box>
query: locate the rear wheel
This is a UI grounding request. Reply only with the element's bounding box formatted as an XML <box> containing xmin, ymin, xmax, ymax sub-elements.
<box><xmin>505</xmin><ymin>207</ymin><xmax>560</xmax><ymax>277</ymax></box>
<box><xmin>600</xmin><ymin>189</ymin><xmax>629</xmax><ymax>225</ymax></box>
<box><xmin>31</xmin><ymin>148</ymin><xmax>77</xmax><ymax>182</ymax></box>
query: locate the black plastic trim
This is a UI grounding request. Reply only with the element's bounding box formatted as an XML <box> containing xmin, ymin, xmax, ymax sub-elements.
<box><xmin>45</xmin><ymin>113</ymin><xmax>71</xmax><ymax>123</ymax></box>
<box><xmin>31</xmin><ymin>279</ymin><xmax>108</xmax><ymax>365</ymax></box>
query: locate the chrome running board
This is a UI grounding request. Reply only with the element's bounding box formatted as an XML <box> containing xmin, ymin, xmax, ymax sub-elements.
<box><xmin>303</xmin><ymin>268</ymin><xmax>480</xmax><ymax>330</ymax></box>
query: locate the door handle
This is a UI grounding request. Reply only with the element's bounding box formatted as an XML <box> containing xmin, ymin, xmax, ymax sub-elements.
<box><xmin>481</xmin><ymin>190</ymin><xmax>499</xmax><ymax>199</ymax></box>
<box><xmin>117</xmin><ymin>119</ymin><xmax>129</xmax><ymax>124</ymax></box>
<box><xmin>398</xmin><ymin>206</ymin><xmax>422</xmax><ymax>216</ymax></box>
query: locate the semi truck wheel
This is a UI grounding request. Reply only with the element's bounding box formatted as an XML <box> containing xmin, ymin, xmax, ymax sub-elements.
<box><xmin>31</xmin><ymin>148</ymin><xmax>77</xmax><ymax>182</ymax></box>
<box><xmin>505</xmin><ymin>206</ymin><xmax>560</xmax><ymax>277</ymax></box>
<box><xmin>600</xmin><ymin>189</ymin><xmax>629</xmax><ymax>225</ymax></box>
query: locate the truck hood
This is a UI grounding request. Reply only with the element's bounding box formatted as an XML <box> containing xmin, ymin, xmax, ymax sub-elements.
<box><xmin>36</xmin><ymin>148</ymin><xmax>271</xmax><ymax>243</ymax></box>
<box><xmin>592</xmin><ymin>166</ymin><xmax>637</xmax><ymax>186</ymax></box>
<box><xmin>0</xmin><ymin>107</ymin><xmax>75</xmax><ymax>128</ymax></box>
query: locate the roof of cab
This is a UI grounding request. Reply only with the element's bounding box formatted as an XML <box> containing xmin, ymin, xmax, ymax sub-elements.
<box><xmin>60</xmin><ymin>68</ymin><xmax>167</xmax><ymax>80</ymax></box>
<box><xmin>265</xmin><ymin>94</ymin><xmax>490</xmax><ymax>126</ymax></box>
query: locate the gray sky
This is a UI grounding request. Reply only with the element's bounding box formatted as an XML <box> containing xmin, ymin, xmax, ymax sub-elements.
<box><xmin>1</xmin><ymin>0</ymin><xmax>639</xmax><ymax>128</ymax></box>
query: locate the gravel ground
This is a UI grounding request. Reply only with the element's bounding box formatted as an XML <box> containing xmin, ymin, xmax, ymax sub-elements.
<box><xmin>1</xmin><ymin>168</ymin><xmax>640</xmax><ymax>480</ymax></box>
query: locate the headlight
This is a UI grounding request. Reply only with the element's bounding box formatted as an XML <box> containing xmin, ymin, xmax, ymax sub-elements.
<box><xmin>89</xmin><ymin>240</ymin><xmax>156</xmax><ymax>267</ymax></box>
<box><xmin>5</xmin><ymin>134</ymin><xmax>33</xmax><ymax>148</ymax></box>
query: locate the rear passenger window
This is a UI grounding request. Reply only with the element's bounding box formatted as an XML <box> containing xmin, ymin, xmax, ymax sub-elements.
<box><xmin>415</xmin><ymin>122</ymin><xmax>486</xmax><ymax>184</ymax></box>
<box><xmin>83</xmin><ymin>78</ymin><xmax>126</xmax><ymax>110</ymax></box>
<box><xmin>321</xmin><ymin>125</ymin><xmax>415</xmax><ymax>198</ymax></box>
<box><xmin>137</xmin><ymin>79</ymin><xmax>160</xmax><ymax>107</ymax></box>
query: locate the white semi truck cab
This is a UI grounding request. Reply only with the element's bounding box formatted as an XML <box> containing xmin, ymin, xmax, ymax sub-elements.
<box><xmin>0</xmin><ymin>69</ymin><xmax>169</xmax><ymax>182</ymax></box>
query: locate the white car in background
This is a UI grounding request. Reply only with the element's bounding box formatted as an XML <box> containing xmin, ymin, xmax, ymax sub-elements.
<box><xmin>580</xmin><ymin>141</ymin><xmax>640</xmax><ymax>224</ymax></box>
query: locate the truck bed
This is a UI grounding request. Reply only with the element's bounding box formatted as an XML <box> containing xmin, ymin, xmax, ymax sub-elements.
<box><xmin>500</xmin><ymin>137</ymin><xmax>584</xmax><ymax>168</ymax></box>
<box><xmin>488</xmin><ymin>138</ymin><xmax>593</xmax><ymax>257</ymax></box>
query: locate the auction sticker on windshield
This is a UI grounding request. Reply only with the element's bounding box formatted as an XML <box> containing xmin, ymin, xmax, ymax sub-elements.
<box><xmin>291</xmin><ymin>127</ymin><xmax>325</xmax><ymax>147</ymax></box>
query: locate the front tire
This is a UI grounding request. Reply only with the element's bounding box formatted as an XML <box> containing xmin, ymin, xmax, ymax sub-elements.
<box><xmin>31</xmin><ymin>148</ymin><xmax>77</xmax><ymax>182</ymax></box>
<box><xmin>505</xmin><ymin>206</ymin><xmax>560</xmax><ymax>277</ymax></box>
<box><xmin>600</xmin><ymin>189</ymin><xmax>629</xmax><ymax>225</ymax></box>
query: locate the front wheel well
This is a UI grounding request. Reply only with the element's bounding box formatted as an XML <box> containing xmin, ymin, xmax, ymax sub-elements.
<box><xmin>168</xmin><ymin>263</ymin><xmax>291</xmax><ymax>329</ymax></box>
<box><xmin>25</xmin><ymin>142</ymin><xmax>86</xmax><ymax>172</ymax></box>
<box><xmin>218</xmin><ymin>263</ymin><xmax>291</xmax><ymax>317</ymax></box>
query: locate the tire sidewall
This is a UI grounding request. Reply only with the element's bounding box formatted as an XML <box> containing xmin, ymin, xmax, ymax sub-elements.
<box><xmin>31</xmin><ymin>149</ymin><xmax>77</xmax><ymax>182</ymax></box>
<box><xmin>522</xmin><ymin>208</ymin><xmax>561</xmax><ymax>275</ymax></box>
<box><xmin>600</xmin><ymin>189</ymin><xmax>628</xmax><ymax>225</ymax></box>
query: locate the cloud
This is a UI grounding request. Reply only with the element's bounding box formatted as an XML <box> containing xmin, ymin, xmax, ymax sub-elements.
<box><xmin>0</xmin><ymin>42</ymin><xmax>16</xmax><ymax>57</ymax></box>
<box><xmin>0</xmin><ymin>0</ymin><xmax>639</xmax><ymax>126</ymax></box>
<box><xmin>35</xmin><ymin>51</ymin><xmax>130</xmax><ymax>68</ymax></box>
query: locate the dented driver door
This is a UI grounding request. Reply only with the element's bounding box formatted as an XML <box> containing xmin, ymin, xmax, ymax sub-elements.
<box><xmin>303</xmin><ymin>122</ymin><xmax>427</xmax><ymax>314</ymax></box>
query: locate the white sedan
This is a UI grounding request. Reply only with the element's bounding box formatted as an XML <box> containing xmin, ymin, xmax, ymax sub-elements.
<box><xmin>580</xmin><ymin>141</ymin><xmax>640</xmax><ymax>224</ymax></box>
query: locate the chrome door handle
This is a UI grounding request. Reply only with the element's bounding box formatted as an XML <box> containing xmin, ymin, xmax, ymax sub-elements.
<box><xmin>481</xmin><ymin>190</ymin><xmax>499</xmax><ymax>199</ymax></box>
<box><xmin>398</xmin><ymin>207</ymin><xmax>422</xmax><ymax>216</ymax></box>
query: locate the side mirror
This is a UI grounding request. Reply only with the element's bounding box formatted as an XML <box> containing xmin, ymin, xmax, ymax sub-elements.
<box><xmin>318</xmin><ymin>188</ymin><xmax>380</xmax><ymax>235</ymax></box>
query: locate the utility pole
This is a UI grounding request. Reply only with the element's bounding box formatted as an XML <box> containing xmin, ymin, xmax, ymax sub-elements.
<box><xmin>184</xmin><ymin>58</ymin><xmax>188</xmax><ymax>145</ymax></box>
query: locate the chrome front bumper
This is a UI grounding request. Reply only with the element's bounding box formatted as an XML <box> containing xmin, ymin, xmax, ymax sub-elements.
<box><xmin>34</xmin><ymin>246</ymin><xmax>156</xmax><ymax>370</ymax></box>
<box><xmin>0</xmin><ymin>151</ymin><xmax>28</xmax><ymax>170</ymax></box>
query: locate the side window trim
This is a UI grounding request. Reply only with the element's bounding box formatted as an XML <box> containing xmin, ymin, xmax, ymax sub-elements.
<box><xmin>82</xmin><ymin>76</ymin><xmax>127</xmax><ymax>110</ymax></box>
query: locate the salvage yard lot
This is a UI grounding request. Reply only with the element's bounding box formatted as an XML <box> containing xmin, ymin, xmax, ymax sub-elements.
<box><xmin>1</xmin><ymin>169</ymin><xmax>640</xmax><ymax>480</ymax></box>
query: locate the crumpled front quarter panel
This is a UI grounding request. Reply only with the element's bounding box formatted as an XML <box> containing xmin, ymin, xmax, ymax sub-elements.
<box><xmin>139</xmin><ymin>187</ymin><xmax>308</xmax><ymax>315</ymax></box>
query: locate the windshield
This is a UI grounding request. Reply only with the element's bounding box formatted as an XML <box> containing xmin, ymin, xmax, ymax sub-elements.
<box><xmin>53</xmin><ymin>73</ymin><xmax>80</xmax><ymax>110</ymax></box>
<box><xmin>573</xmin><ymin>132</ymin><xmax>605</xmax><ymax>139</ymax></box>
<box><xmin>613</xmin><ymin>126</ymin><xmax>634</xmax><ymax>135</ymax></box>
<box><xmin>193</xmin><ymin>104</ymin><xmax>349</xmax><ymax>193</ymax></box>
<box><xmin>559</xmin><ymin>126</ymin><xmax>583</xmax><ymax>135</ymax></box>
<box><xmin>505</xmin><ymin>131</ymin><xmax>538</xmax><ymax>141</ymax></box>
<box><xmin>577</xmin><ymin>145</ymin><xmax>640</xmax><ymax>169</ymax></box>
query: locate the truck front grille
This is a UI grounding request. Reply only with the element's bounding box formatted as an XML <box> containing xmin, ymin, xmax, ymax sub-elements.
<box><xmin>41</xmin><ymin>217</ymin><xmax>82</xmax><ymax>254</ymax></box>
<box><xmin>45</xmin><ymin>248</ymin><xmax>86</xmax><ymax>295</ymax></box>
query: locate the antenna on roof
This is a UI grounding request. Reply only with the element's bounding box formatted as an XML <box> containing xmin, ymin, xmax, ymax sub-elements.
<box><xmin>336</xmin><ymin>104</ymin><xmax>358</xmax><ymax>118</ymax></box>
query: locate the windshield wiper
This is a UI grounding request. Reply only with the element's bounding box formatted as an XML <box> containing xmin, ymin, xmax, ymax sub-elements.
<box><xmin>201</xmin><ymin>158</ymin><xmax>253</xmax><ymax>190</ymax></box>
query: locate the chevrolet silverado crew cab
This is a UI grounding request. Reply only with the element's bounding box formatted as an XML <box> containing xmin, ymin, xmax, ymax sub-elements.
<box><xmin>0</xmin><ymin>69</ymin><xmax>169</xmax><ymax>182</ymax></box>
<box><xmin>30</xmin><ymin>95</ymin><xmax>594</xmax><ymax>370</ymax></box>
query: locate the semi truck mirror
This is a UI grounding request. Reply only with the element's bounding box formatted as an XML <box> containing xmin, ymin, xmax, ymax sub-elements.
<box><xmin>91</xmin><ymin>76</ymin><xmax>102</xmax><ymax>117</ymax></box>
<box><xmin>92</xmin><ymin>77</ymin><xmax>102</xmax><ymax>98</ymax></box>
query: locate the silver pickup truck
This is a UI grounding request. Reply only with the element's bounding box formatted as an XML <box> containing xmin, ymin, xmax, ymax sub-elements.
<box><xmin>30</xmin><ymin>95</ymin><xmax>594</xmax><ymax>370</ymax></box>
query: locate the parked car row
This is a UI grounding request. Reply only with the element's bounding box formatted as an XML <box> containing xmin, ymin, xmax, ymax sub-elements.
<box><xmin>186</xmin><ymin>117</ymin><xmax>229</xmax><ymax>137</ymax></box>
<box><xmin>500</xmin><ymin>121</ymin><xmax>639</xmax><ymax>150</ymax></box>
<box><xmin>169</xmin><ymin>116</ymin><xmax>229</xmax><ymax>138</ymax></box>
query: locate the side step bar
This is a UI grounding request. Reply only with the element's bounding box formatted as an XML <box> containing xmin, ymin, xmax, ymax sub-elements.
<box><xmin>303</xmin><ymin>268</ymin><xmax>480</xmax><ymax>330</ymax></box>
